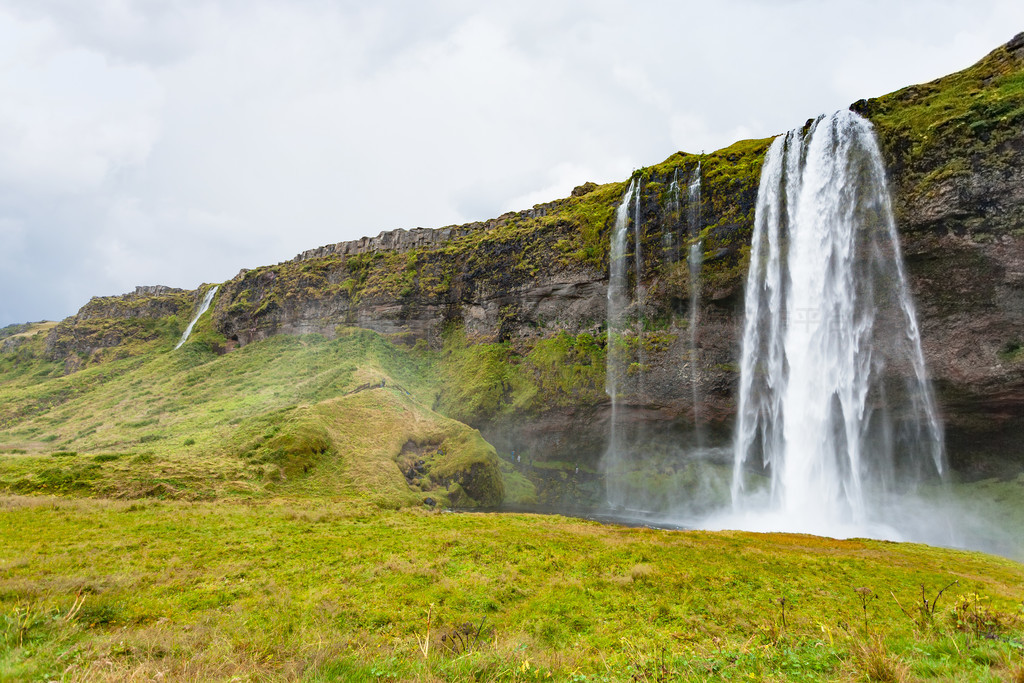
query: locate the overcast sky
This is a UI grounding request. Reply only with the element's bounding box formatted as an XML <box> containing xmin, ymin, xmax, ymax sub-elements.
<box><xmin>1</xmin><ymin>0</ymin><xmax>1022</xmax><ymax>326</ymax></box>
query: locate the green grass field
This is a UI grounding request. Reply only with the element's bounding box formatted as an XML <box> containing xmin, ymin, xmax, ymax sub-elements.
<box><xmin>1</xmin><ymin>495</ymin><xmax>1022</xmax><ymax>681</ymax></box>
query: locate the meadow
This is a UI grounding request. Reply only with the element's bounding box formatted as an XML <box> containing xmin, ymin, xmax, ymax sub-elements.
<box><xmin>2</xmin><ymin>493</ymin><xmax>1023</xmax><ymax>682</ymax></box>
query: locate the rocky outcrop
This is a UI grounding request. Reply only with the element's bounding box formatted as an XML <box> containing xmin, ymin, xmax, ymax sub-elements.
<box><xmin>290</xmin><ymin>206</ymin><xmax>554</xmax><ymax>262</ymax></box>
<box><xmin>44</xmin><ymin>287</ymin><xmax>196</xmax><ymax>366</ymax></box>
<box><xmin>67</xmin><ymin>287</ymin><xmax>188</xmax><ymax>322</ymax></box>
<box><xmin>131</xmin><ymin>285</ymin><xmax>186</xmax><ymax>297</ymax></box>
<box><xmin>292</xmin><ymin>226</ymin><xmax>475</xmax><ymax>261</ymax></box>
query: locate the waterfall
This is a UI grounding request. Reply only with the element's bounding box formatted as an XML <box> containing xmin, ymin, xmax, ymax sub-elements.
<box><xmin>726</xmin><ymin>110</ymin><xmax>945</xmax><ymax>539</ymax></box>
<box><xmin>666</xmin><ymin>169</ymin><xmax>681</xmax><ymax>262</ymax></box>
<box><xmin>631</xmin><ymin>180</ymin><xmax>646</xmax><ymax>385</ymax></box>
<box><xmin>687</xmin><ymin>162</ymin><xmax>704</xmax><ymax>448</ymax></box>
<box><xmin>175</xmin><ymin>285</ymin><xmax>219</xmax><ymax>350</ymax></box>
<box><xmin>605</xmin><ymin>180</ymin><xmax>635</xmax><ymax>508</ymax></box>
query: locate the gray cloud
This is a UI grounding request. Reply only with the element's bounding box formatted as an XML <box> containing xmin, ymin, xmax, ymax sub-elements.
<box><xmin>1</xmin><ymin>0</ymin><xmax>1022</xmax><ymax>325</ymax></box>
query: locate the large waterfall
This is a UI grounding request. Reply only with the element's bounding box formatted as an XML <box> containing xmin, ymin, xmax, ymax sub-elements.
<box><xmin>175</xmin><ymin>285</ymin><xmax>219</xmax><ymax>350</ymax></box>
<box><xmin>723</xmin><ymin>111</ymin><xmax>945</xmax><ymax>540</ymax></box>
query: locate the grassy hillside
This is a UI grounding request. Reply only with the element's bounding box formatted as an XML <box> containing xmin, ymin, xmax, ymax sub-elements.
<box><xmin>1</xmin><ymin>496</ymin><xmax>1023</xmax><ymax>681</ymax></box>
<box><xmin>5</xmin><ymin>303</ymin><xmax>1020</xmax><ymax>682</ymax></box>
<box><xmin>0</xmin><ymin>320</ymin><xmax>504</xmax><ymax>508</ymax></box>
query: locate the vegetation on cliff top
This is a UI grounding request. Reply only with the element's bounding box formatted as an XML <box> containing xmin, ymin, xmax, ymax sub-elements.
<box><xmin>858</xmin><ymin>33</ymin><xmax>1024</xmax><ymax>235</ymax></box>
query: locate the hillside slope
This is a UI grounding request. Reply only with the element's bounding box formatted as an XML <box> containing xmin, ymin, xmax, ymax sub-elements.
<box><xmin>0</xmin><ymin>322</ymin><xmax>504</xmax><ymax>507</ymax></box>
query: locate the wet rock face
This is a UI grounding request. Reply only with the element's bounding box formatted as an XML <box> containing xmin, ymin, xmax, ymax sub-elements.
<box><xmin>897</xmin><ymin>203</ymin><xmax>1024</xmax><ymax>477</ymax></box>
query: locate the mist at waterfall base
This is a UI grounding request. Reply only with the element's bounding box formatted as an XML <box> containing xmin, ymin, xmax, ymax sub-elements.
<box><xmin>593</xmin><ymin>111</ymin><xmax>1020</xmax><ymax>560</ymax></box>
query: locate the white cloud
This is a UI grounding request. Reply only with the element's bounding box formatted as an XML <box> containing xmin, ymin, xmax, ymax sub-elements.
<box><xmin>2</xmin><ymin>0</ymin><xmax>1024</xmax><ymax>325</ymax></box>
<box><xmin>0</xmin><ymin>14</ymin><xmax>161</xmax><ymax>193</ymax></box>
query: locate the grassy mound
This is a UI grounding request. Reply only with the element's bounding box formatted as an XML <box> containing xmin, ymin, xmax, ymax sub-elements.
<box><xmin>236</xmin><ymin>391</ymin><xmax>503</xmax><ymax>507</ymax></box>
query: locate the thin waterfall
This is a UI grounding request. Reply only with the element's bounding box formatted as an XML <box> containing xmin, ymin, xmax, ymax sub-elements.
<box><xmin>632</xmin><ymin>180</ymin><xmax>645</xmax><ymax>385</ymax></box>
<box><xmin>727</xmin><ymin>110</ymin><xmax>944</xmax><ymax>538</ymax></box>
<box><xmin>605</xmin><ymin>180</ymin><xmax>635</xmax><ymax>508</ymax></box>
<box><xmin>175</xmin><ymin>285</ymin><xmax>219</xmax><ymax>350</ymax></box>
<box><xmin>666</xmin><ymin>169</ymin><xmax>681</xmax><ymax>263</ymax></box>
<box><xmin>687</xmin><ymin>162</ymin><xmax>704</xmax><ymax>448</ymax></box>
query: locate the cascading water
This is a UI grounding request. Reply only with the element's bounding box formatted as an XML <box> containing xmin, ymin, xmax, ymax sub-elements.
<box><xmin>686</xmin><ymin>162</ymin><xmax>705</xmax><ymax>449</ymax></box>
<box><xmin>631</xmin><ymin>181</ymin><xmax>646</xmax><ymax>384</ymax></box>
<box><xmin>175</xmin><ymin>285</ymin><xmax>219</xmax><ymax>350</ymax></box>
<box><xmin>722</xmin><ymin>110</ymin><xmax>945</xmax><ymax>540</ymax></box>
<box><xmin>605</xmin><ymin>180</ymin><xmax>635</xmax><ymax>508</ymax></box>
<box><xmin>665</xmin><ymin>169</ymin><xmax>681</xmax><ymax>263</ymax></box>
<box><xmin>604</xmin><ymin>171</ymin><xmax>727</xmax><ymax>517</ymax></box>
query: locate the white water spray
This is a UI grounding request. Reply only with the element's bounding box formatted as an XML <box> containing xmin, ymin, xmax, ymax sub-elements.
<box><xmin>720</xmin><ymin>111</ymin><xmax>944</xmax><ymax>540</ymax></box>
<box><xmin>175</xmin><ymin>285</ymin><xmax>219</xmax><ymax>350</ymax></box>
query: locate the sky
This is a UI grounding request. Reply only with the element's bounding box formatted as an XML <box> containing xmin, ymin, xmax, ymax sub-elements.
<box><xmin>1</xmin><ymin>0</ymin><xmax>1023</xmax><ymax>326</ymax></box>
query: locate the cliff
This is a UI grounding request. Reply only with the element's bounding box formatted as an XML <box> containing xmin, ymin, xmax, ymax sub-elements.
<box><xmin>856</xmin><ymin>34</ymin><xmax>1024</xmax><ymax>475</ymax></box>
<box><xmin>44</xmin><ymin>286</ymin><xmax>196</xmax><ymax>371</ymax></box>
<box><xmin>32</xmin><ymin>35</ymin><xmax>1024</xmax><ymax>481</ymax></box>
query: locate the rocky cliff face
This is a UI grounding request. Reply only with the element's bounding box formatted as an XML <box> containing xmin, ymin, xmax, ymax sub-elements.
<box><xmin>45</xmin><ymin>287</ymin><xmax>196</xmax><ymax>371</ymax></box>
<box><xmin>40</xmin><ymin>36</ymin><xmax>1024</xmax><ymax>479</ymax></box>
<box><xmin>856</xmin><ymin>34</ymin><xmax>1024</xmax><ymax>475</ymax></box>
<box><xmin>211</xmin><ymin>137</ymin><xmax>766</xmax><ymax>357</ymax></box>
<box><xmin>213</xmin><ymin>197</ymin><xmax>613</xmax><ymax>347</ymax></box>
